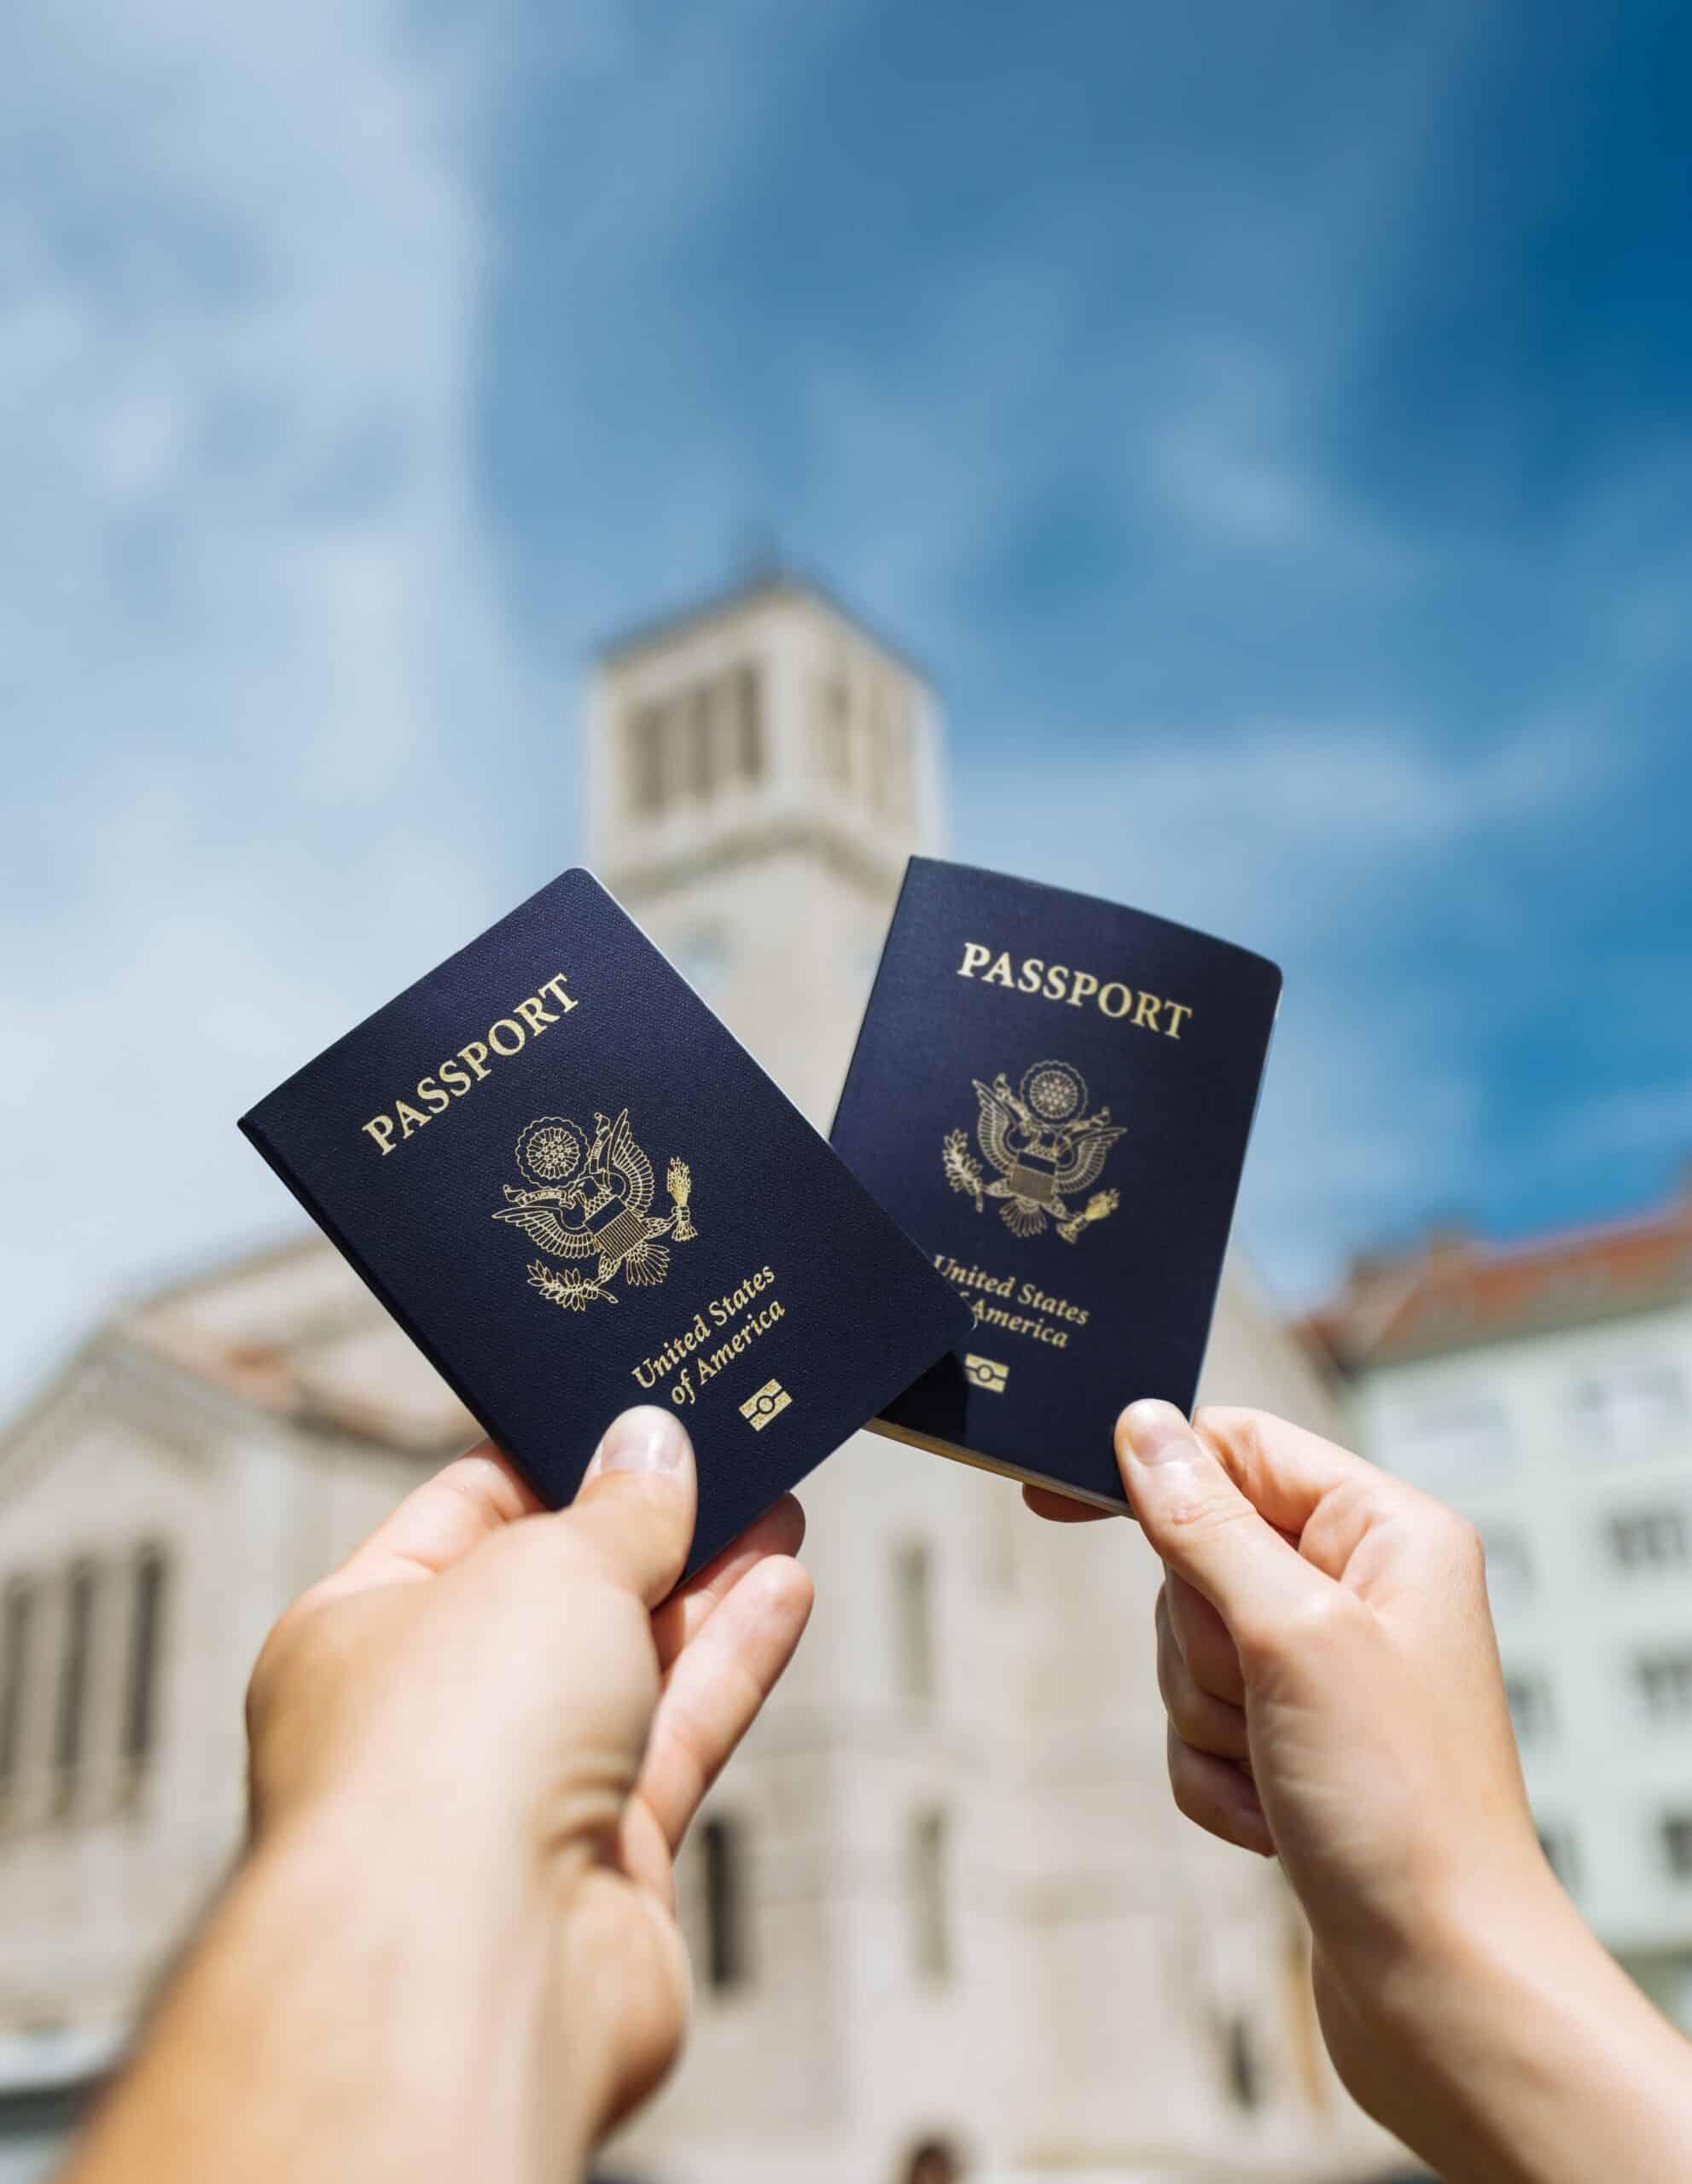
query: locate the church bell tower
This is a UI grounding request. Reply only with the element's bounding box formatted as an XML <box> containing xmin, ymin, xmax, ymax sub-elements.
<box><xmin>586</xmin><ymin>571</ymin><xmax>943</xmax><ymax>1120</ymax></box>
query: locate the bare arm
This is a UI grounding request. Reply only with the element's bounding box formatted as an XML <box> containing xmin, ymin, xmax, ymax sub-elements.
<box><xmin>1057</xmin><ymin>1401</ymin><xmax>1692</xmax><ymax>2183</ymax></box>
<box><xmin>61</xmin><ymin>1406</ymin><xmax>812</xmax><ymax>2184</ymax></box>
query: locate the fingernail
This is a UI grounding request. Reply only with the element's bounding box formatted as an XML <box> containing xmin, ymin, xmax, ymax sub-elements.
<box><xmin>1121</xmin><ymin>1400</ymin><xmax>1196</xmax><ymax>1466</ymax></box>
<box><xmin>588</xmin><ymin>1406</ymin><xmax>688</xmax><ymax>1477</ymax></box>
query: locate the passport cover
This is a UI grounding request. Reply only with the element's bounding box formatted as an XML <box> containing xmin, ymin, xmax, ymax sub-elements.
<box><xmin>830</xmin><ymin>857</ymin><xmax>1281</xmax><ymax>1511</ymax></box>
<box><xmin>240</xmin><ymin>868</ymin><xmax>971</xmax><ymax>1577</ymax></box>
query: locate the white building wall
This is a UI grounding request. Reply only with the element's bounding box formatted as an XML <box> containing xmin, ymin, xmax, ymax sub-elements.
<box><xmin>1353</xmin><ymin>1299</ymin><xmax>1692</xmax><ymax>2007</ymax></box>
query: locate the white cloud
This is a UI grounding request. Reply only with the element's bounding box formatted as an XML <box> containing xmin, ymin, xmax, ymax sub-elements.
<box><xmin>0</xmin><ymin>0</ymin><xmax>544</xmax><ymax>1404</ymax></box>
<box><xmin>954</xmin><ymin>712</ymin><xmax>1602</xmax><ymax>946</ymax></box>
<box><xmin>951</xmin><ymin>712</ymin><xmax>1608</xmax><ymax>1304</ymax></box>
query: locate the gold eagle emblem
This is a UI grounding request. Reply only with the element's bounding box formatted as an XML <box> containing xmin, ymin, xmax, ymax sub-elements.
<box><xmin>493</xmin><ymin>1110</ymin><xmax>696</xmax><ymax>1311</ymax></box>
<box><xmin>942</xmin><ymin>1060</ymin><xmax>1123</xmax><ymax>1243</ymax></box>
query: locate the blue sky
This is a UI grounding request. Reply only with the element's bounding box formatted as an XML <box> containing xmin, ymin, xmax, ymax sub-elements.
<box><xmin>5</xmin><ymin>0</ymin><xmax>1692</xmax><ymax>1406</ymax></box>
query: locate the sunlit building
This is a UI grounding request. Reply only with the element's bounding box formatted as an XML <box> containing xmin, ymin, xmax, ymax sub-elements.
<box><xmin>1306</xmin><ymin>1194</ymin><xmax>1692</xmax><ymax>2032</ymax></box>
<box><xmin>0</xmin><ymin>574</ymin><xmax>1395</xmax><ymax>2182</ymax></box>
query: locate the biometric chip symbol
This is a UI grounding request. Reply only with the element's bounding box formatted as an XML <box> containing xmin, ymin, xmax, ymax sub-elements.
<box><xmin>740</xmin><ymin>1378</ymin><xmax>793</xmax><ymax>1430</ymax></box>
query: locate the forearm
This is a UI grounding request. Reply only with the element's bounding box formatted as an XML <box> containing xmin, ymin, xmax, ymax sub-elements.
<box><xmin>1348</xmin><ymin>1873</ymin><xmax>1692</xmax><ymax>2184</ymax></box>
<box><xmin>61</xmin><ymin>1805</ymin><xmax>595</xmax><ymax>2184</ymax></box>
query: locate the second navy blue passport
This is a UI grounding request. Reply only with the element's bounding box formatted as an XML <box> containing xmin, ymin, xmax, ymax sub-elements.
<box><xmin>831</xmin><ymin>858</ymin><xmax>1282</xmax><ymax>1511</ymax></box>
<box><xmin>240</xmin><ymin>868</ymin><xmax>971</xmax><ymax>1578</ymax></box>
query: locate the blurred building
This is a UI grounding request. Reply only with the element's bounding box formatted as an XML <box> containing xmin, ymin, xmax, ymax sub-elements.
<box><xmin>1306</xmin><ymin>1195</ymin><xmax>1692</xmax><ymax>2030</ymax></box>
<box><xmin>0</xmin><ymin>573</ymin><xmax>1394</xmax><ymax>2182</ymax></box>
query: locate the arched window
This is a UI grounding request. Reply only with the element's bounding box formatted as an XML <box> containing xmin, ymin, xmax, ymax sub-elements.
<box><xmin>124</xmin><ymin>1547</ymin><xmax>170</xmax><ymax>1777</ymax></box>
<box><xmin>54</xmin><ymin>1560</ymin><xmax>96</xmax><ymax>1814</ymax></box>
<box><xmin>817</xmin><ymin>674</ymin><xmax>851</xmax><ymax>784</ymax></box>
<box><xmin>627</xmin><ymin>703</ymin><xmax>667</xmax><ymax>816</ymax></box>
<box><xmin>909</xmin><ymin>1808</ymin><xmax>951</xmax><ymax>1984</ymax></box>
<box><xmin>900</xmin><ymin>2136</ymin><xmax>963</xmax><ymax>2184</ymax></box>
<box><xmin>892</xmin><ymin>1542</ymin><xmax>935</xmax><ymax>1703</ymax></box>
<box><xmin>0</xmin><ymin>1578</ymin><xmax>36</xmax><ymax>1804</ymax></box>
<box><xmin>683</xmin><ymin>686</ymin><xmax>713</xmax><ymax>799</ymax></box>
<box><xmin>1223</xmin><ymin>2013</ymin><xmax>1262</xmax><ymax>2111</ymax></box>
<box><xmin>700</xmin><ymin>1814</ymin><xmax>748</xmax><ymax>1992</ymax></box>
<box><xmin>734</xmin><ymin>663</ymin><xmax>763</xmax><ymax>781</ymax></box>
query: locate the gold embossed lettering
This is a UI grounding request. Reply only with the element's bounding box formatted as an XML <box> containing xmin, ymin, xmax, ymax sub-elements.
<box><xmin>947</xmin><ymin>944</ymin><xmax>1194</xmax><ymax>1043</ymax></box>
<box><xmin>359</xmin><ymin>965</ymin><xmax>587</xmax><ymax>1153</ymax></box>
<box><xmin>514</xmin><ymin>995</ymin><xmax>555</xmax><ymax>1036</ymax></box>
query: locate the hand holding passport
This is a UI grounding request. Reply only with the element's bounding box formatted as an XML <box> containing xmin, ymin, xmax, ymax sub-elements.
<box><xmin>241</xmin><ymin>858</ymin><xmax>1277</xmax><ymax>1564</ymax></box>
<box><xmin>104</xmin><ymin>881</ymin><xmax>1652</xmax><ymax>2184</ymax></box>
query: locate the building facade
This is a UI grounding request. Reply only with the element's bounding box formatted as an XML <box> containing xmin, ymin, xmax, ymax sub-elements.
<box><xmin>0</xmin><ymin>574</ymin><xmax>1394</xmax><ymax>2182</ymax></box>
<box><xmin>1306</xmin><ymin>1196</ymin><xmax>1692</xmax><ymax>2030</ymax></box>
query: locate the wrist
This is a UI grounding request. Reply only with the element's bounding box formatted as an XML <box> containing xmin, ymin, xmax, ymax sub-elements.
<box><xmin>1326</xmin><ymin>1861</ymin><xmax>1692</xmax><ymax>2184</ymax></box>
<box><xmin>1392</xmin><ymin>1851</ymin><xmax>1579</xmax><ymax>2008</ymax></box>
<box><xmin>1328</xmin><ymin>1849</ymin><xmax>1584</xmax><ymax>2077</ymax></box>
<box><xmin>67</xmin><ymin>1793</ymin><xmax>602</xmax><ymax>2184</ymax></box>
<box><xmin>239</xmin><ymin>1799</ymin><xmax>605</xmax><ymax>2181</ymax></box>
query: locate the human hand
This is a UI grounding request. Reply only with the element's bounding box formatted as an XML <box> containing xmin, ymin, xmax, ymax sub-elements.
<box><xmin>1030</xmin><ymin>1403</ymin><xmax>1692</xmax><ymax>2181</ymax></box>
<box><xmin>1107</xmin><ymin>1405</ymin><xmax>1535</xmax><ymax>2007</ymax></box>
<box><xmin>245</xmin><ymin>1405</ymin><xmax>811</xmax><ymax>2158</ymax></box>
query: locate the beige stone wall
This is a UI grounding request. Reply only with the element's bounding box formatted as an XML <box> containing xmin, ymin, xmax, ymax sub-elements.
<box><xmin>0</xmin><ymin>1326</ymin><xmax>429</xmax><ymax>2062</ymax></box>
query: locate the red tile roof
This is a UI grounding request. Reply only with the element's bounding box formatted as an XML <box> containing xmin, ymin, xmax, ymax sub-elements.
<box><xmin>1304</xmin><ymin>1187</ymin><xmax>1692</xmax><ymax>1369</ymax></box>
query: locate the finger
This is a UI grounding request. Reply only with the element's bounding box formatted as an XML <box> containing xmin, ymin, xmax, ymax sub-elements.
<box><xmin>561</xmin><ymin>1407</ymin><xmax>699</xmax><ymax>1607</ymax></box>
<box><xmin>1166</xmin><ymin>1726</ymin><xmax>1273</xmax><ymax>1856</ymax></box>
<box><xmin>1156</xmin><ymin>1586</ymin><xmax>1249</xmax><ymax>1759</ymax></box>
<box><xmin>1117</xmin><ymin>1402</ymin><xmax>1326</xmax><ymax>1642</ymax></box>
<box><xmin>1022</xmin><ymin>1484</ymin><xmax>1112</xmax><ymax>1524</ymax></box>
<box><xmin>323</xmin><ymin>1443</ymin><xmax>544</xmax><ymax>1595</ymax></box>
<box><xmin>1192</xmin><ymin>1405</ymin><xmax>1399</xmax><ymax>1545</ymax></box>
<box><xmin>1163</xmin><ymin>1569</ymin><xmax>1246</xmax><ymax>1705</ymax></box>
<box><xmin>637</xmin><ymin>1555</ymin><xmax>814</xmax><ymax>1853</ymax></box>
<box><xmin>653</xmin><ymin>1496</ymin><xmax>806</xmax><ymax>1671</ymax></box>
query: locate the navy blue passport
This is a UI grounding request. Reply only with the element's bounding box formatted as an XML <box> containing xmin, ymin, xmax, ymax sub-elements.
<box><xmin>831</xmin><ymin>857</ymin><xmax>1281</xmax><ymax>1512</ymax></box>
<box><xmin>240</xmin><ymin>868</ymin><xmax>971</xmax><ymax>1577</ymax></box>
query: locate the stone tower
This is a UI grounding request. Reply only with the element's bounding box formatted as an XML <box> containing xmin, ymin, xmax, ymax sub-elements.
<box><xmin>587</xmin><ymin>571</ymin><xmax>940</xmax><ymax>1123</ymax></box>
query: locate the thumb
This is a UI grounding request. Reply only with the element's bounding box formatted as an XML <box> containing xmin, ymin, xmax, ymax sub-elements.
<box><xmin>1117</xmin><ymin>1400</ymin><xmax>1324</xmax><ymax>1636</ymax></box>
<box><xmin>564</xmin><ymin>1405</ymin><xmax>699</xmax><ymax>1606</ymax></box>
